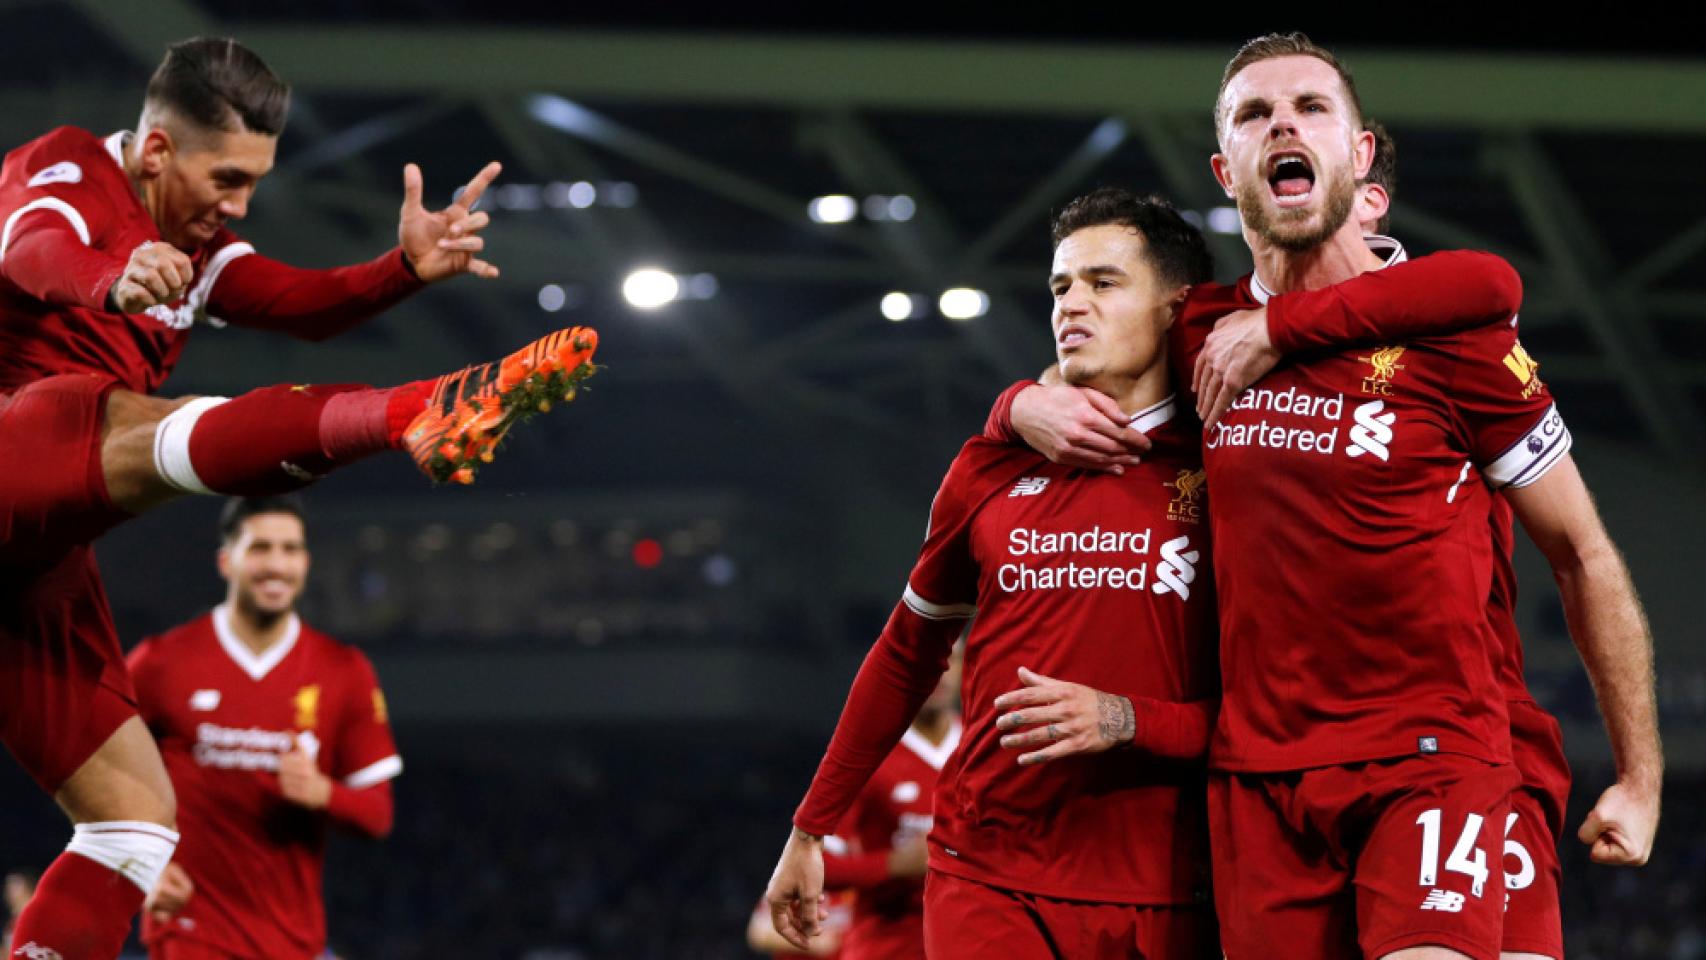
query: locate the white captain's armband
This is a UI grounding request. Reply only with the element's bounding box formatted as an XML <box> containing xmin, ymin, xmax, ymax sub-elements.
<box><xmin>1484</xmin><ymin>404</ymin><xmax>1571</xmax><ymax>489</ymax></box>
<box><xmin>901</xmin><ymin>585</ymin><xmax>976</xmax><ymax>621</ymax></box>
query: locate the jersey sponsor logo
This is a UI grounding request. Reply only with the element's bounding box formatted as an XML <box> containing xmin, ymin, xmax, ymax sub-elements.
<box><xmin>1205</xmin><ymin>387</ymin><xmax>1344</xmax><ymax>455</ymax></box>
<box><xmin>1419</xmin><ymin>889</ymin><xmax>1466</xmax><ymax>913</ymax></box>
<box><xmin>143</xmin><ymin>303</ymin><xmax>199</xmax><ymax>330</ymax></box>
<box><xmin>1151</xmin><ymin>535</ymin><xmax>1199</xmax><ymax>601</ymax></box>
<box><xmin>1358</xmin><ymin>345</ymin><xmax>1407</xmax><ymax>396</ymax></box>
<box><xmin>189</xmin><ymin>689</ymin><xmax>222</xmax><ymax>711</ymax></box>
<box><xmin>1346</xmin><ymin>400</ymin><xmax>1396</xmax><ymax>461</ymax></box>
<box><xmin>1502</xmin><ymin>341</ymin><xmax>1545</xmax><ymax>399</ymax></box>
<box><xmin>297</xmin><ymin>729</ymin><xmax>322</xmax><ymax>761</ymax></box>
<box><xmin>892</xmin><ymin>780</ymin><xmax>921</xmax><ymax>803</ymax></box>
<box><xmin>26</xmin><ymin>161</ymin><xmax>82</xmax><ymax>187</ymax></box>
<box><xmin>1009</xmin><ymin>476</ymin><xmax>1049</xmax><ymax>497</ymax></box>
<box><xmin>892</xmin><ymin>811</ymin><xmax>933</xmax><ymax>849</ymax></box>
<box><xmin>999</xmin><ymin>527</ymin><xmax>1157</xmax><ymax>593</ymax></box>
<box><xmin>193</xmin><ymin>722</ymin><xmax>295</xmax><ymax>771</ymax></box>
<box><xmin>1165</xmin><ymin>468</ymin><xmax>1206</xmax><ymax>524</ymax></box>
<box><xmin>293</xmin><ymin>684</ymin><xmax>321</xmax><ymax>730</ymax></box>
<box><xmin>12</xmin><ymin>942</ymin><xmax>64</xmax><ymax>960</ymax></box>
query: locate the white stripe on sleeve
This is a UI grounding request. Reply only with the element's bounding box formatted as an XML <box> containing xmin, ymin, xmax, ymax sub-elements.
<box><xmin>902</xmin><ymin>584</ymin><xmax>976</xmax><ymax>621</ymax></box>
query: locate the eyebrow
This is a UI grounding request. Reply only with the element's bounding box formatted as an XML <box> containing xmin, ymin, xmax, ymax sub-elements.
<box><xmin>1049</xmin><ymin>264</ymin><xmax>1129</xmax><ymax>286</ymax></box>
<box><xmin>1231</xmin><ymin>90</ymin><xmax>1337</xmax><ymax>117</ymax></box>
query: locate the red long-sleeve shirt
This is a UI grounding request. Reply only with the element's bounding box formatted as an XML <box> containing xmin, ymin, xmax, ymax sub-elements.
<box><xmin>0</xmin><ymin>126</ymin><xmax>423</xmax><ymax>394</ymax></box>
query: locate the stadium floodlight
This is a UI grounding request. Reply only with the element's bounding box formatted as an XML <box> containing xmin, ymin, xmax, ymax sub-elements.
<box><xmin>623</xmin><ymin>268</ymin><xmax>680</xmax><ymax>310</ymax></box>
<box><xmin>683</xmin><ymin>274</ymin><xmax>719</xmax><ymax>300</ymax></box>
<box><xmin>888</xmin><ymin>195</ymin><xmax>917</xmax><ymax>222</ymax></box>
<box><xmin>881</xmin><ymin>292</ymin><xmax>916</xmax><ymax>321</ymax></box>
<box><xmin>1208</xmin><ymin>206</ymin><xmax>1243</xmax><ymax>235</ymax></box>
<box><xmin>939</xmin><ymin>288</ymin><xmax>990</xmax><ymax>321</ymax></box>
<box><xmin>537</xmin><ymin>284</ymin><xmax>567</xmax><ymax>312</ymax></box>
<box><xmin>567</xmin><ymin>181</ymin><xmax>598</xmax><ymax>209</ymax></box>
<box><xmin>808</xmin><ymin>195</ymin><xmax>858</xmax><ymax>224</ymax></box>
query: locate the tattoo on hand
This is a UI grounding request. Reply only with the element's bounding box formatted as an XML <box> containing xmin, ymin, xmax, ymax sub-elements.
<box><xmin>1098</xmin><ymin>693</ymin><xmax>1136</xmax><ymax>744</ymax></box>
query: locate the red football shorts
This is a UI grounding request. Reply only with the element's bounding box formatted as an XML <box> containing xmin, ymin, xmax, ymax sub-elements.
<box><xmin>1502</xmin><ymin>700</ymin><xmax>1570</xmax><ymax>959</ymax></box>
<box><xmin>148</xmin><ymin>934</ymin><xmax>247</xmax><ymax>960</ymax></box>
<box><xmin>923</xmin><ymin>869</ymin><xmax>1219</xmax><ymax>960</ymax></box>
<box><xmin>1209</xmin><ymin>754</ymin><xmax>1520</xmax><ymax>960</ymax></box>
<box><xmin>0</xmin><ymin>374</ymin><xmax>138</xmax><ymax>792</ymax></box>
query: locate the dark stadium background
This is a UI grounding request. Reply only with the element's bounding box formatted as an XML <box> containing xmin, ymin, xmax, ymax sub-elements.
<box><xmin>2</xmin><ymin>4</ymin><xmax>1702</xmax><ymax>957</ymax></box>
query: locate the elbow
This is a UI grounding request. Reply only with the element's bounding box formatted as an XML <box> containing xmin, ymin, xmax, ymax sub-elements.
<box><xmin>1471</xmin><ymin>252</ymin><xmax>1523</xmax><ymax>320</ymax></box>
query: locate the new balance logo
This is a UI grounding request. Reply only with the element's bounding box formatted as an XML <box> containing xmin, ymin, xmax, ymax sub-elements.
<box><xmin>1152</xmin><ymin>535</ymin><xmax>1199</xmax><ymax>601</ymax></box>
<box><xmin>1010</xmin><ymin>477</ymin><xmax>1049</xmax><ymax>497</ymax></box>
<box><xmin>1419</xmin><ymin>890</ymin><xmax>1466</xmax><ymax>913</ymax></box>
<box><xmin>1346</xmin><ymin>400</ymin><xmax>1395</xmax><ymax>461</ymax></box>
<box><xmin>13</xmin><ymin>942</ymin><xmax>65</xmax><ymax>960</ymax></box>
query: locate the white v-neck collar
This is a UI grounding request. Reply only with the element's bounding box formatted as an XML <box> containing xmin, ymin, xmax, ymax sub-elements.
<box><xmin>212</xmin><ymin>604</ymin><xmax>301</xmax><ymax>682</ymax></box>
<box><xmin>1127</xmin><ymin>394</ymin><xmax>1176</xmax><ymax>435</ymax></box>
<box><xmin>1249</xmin><ymin>234</ymin><xmax>1409</xmax><ymax>305</ymax></box>
<box><xmin>899</xmin><ymin>719</ymin><xmax>962</xmax><ymax>771</ymax></box>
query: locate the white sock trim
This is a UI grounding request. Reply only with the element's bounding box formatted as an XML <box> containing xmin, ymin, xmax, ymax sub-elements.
<box><xmin>67</xmin><ymin>821</ymin><xmax>180</xmax><ymax>894</ymax></box>
<box><xmin>151</xmin><ymin>396</ymin><xmax>228</xmax><ymax>495</ymax></box>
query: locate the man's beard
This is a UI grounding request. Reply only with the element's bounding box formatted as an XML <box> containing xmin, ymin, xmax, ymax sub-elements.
<box><xmin>1238</xmin><ymin>167</ymin><xmax>1357</xmax><ymax>253</ymax></box>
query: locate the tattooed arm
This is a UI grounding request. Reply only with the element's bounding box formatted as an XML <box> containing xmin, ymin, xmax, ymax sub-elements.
<box><xmin>993</xmin><ymin>667</ymin><xmax>1215</xmax><ymax>765</ymax></box>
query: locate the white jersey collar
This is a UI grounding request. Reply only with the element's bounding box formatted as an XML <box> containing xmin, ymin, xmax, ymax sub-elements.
<box><xmin>899</xmin><ymin>719</ymin><xmax>961</xmax><ymax>771</ymax></box>
<box><xmin>1127</xmin><ymin>394</ymin><xmax>1177</xmax><ymax>435</ymax></box>
<box><xmin>1249</xmin><ymin>234</ymin><xmax>1410</xmax><ymax>305</ymax></box>
<box><xmin>103</xmin><ymin>131</ymin><xmax>130</xmax><ymax>172</ymax></box>
<box><xmin>212</xmin><ymin>604</ymin><xmax>302</xmax><ymax>682</ymax></box>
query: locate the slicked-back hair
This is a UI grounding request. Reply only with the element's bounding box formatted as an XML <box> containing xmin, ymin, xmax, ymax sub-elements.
<box><xmin>219</xmin><ymin>495</ymin><xmax>306</xmax><ymax>544</ymax></box>
<box><xmin>1363</xmin><ymin>119</ymin><xmax>1397</xmax><ymax>234</ymax></box>
<box><xmin>1215</xmin><ymin>32</ymin><xmax>1365</xmax><ymax>136</ymax></box>
<box><xmin>1052</xmin><ymin>188</ymin><xmax>1214</xmax><ymax>289</ymax></box>
<box><xmin>146</xmin><ymin>37</ymin><xmax>290</xmax><ymax>137</ymax></box>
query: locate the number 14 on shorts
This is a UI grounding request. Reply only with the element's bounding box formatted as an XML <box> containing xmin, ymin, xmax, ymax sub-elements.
<box><xmin>1414</xmin><ymin>808</ymin><xmax>1534</xmax><ymax>907</ymax></box>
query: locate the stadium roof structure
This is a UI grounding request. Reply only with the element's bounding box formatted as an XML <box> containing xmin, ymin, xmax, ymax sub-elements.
<box><xmin>7</xmin><ymin>0</ymin><xmax>1705</xmax><ymax>470</ymax></box>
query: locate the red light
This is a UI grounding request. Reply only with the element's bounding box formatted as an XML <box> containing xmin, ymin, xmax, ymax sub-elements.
<box><xmin>632</xmin><ymin>538</ymin><xmax>663</xmax><ymax>569</ymax></box>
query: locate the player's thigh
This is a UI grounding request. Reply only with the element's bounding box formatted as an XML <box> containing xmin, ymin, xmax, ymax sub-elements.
<box><xmin>1498</xmin><ymin>787</ymin><xmax>1563</xmax><ymax>959</ymax></box>
<box><xmin>1353</xmin><ymin>757</ymin><xmax>1519</xmax><ymax>960</ymax></box>
<box><xmin>924</xmin><ymin>870</ymin><xmax>1057</xmax><ymax>960</ymax></box>
<box><xmin>0</xmin><ymin>552</ymin><xmax>142</xmax><ymax>800</ymax></box>
<box><xmin>1209</xmin><ymin>773</ymin><xmax>1358</xmax><ymax>960</ymax></box>
<box><xmin>55</xmin><ymin>713</ymin><xmax>175</xmax><ymax>827</ymax></box>
<box><xmin>0</xmin><ymin>374</ymin><xmax>131</xmax><ymax>564</ymax></box>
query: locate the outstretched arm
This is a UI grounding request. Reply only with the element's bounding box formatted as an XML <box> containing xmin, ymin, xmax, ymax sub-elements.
<box><xmin>207</xmin><ymin>162</ymin><xmax>504</xmax><ymax>340</ymax></box>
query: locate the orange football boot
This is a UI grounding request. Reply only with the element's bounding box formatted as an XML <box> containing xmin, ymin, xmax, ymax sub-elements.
<box><xmin>403</xmin><ymin>326</ymin><xmax>599</xmax><ymax>484</ymax></box>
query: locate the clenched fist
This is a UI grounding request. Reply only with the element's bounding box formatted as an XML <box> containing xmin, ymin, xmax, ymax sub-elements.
<box><xmin>109</xmin><ymin>240</ymin><xmax>193</xmax><ymax>314</ymax></box>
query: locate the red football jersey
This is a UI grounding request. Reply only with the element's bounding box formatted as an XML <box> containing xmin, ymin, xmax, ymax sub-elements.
<box><xmin>127</xmin><ymin>607</ymin><xmax>401</xmax><ymax>960</ymax></box>
<box><xmin>0</xmin><ymin>126</ymin><xmax>419</xmax><ymax>394</ymax></box>
<box><xmin>827</xmin><ymin>722</ymin><xmax>958</xmax><ymax>960</ymax></box>
<box><xmin>799</xmin><ymin>398</ymin><xmax>1217</xmax><ymax>905</ymax></box>
<box><xmin>1174</xmin><ymin>271</ymin><xmax>1568</xmax><ymax>773</ymax></box>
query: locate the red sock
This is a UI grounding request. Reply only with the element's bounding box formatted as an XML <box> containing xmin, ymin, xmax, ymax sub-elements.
<box><xmin>9</xmin><ymin>850</ymin><xmax>144</xmax><ymax>960</ymax></box>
